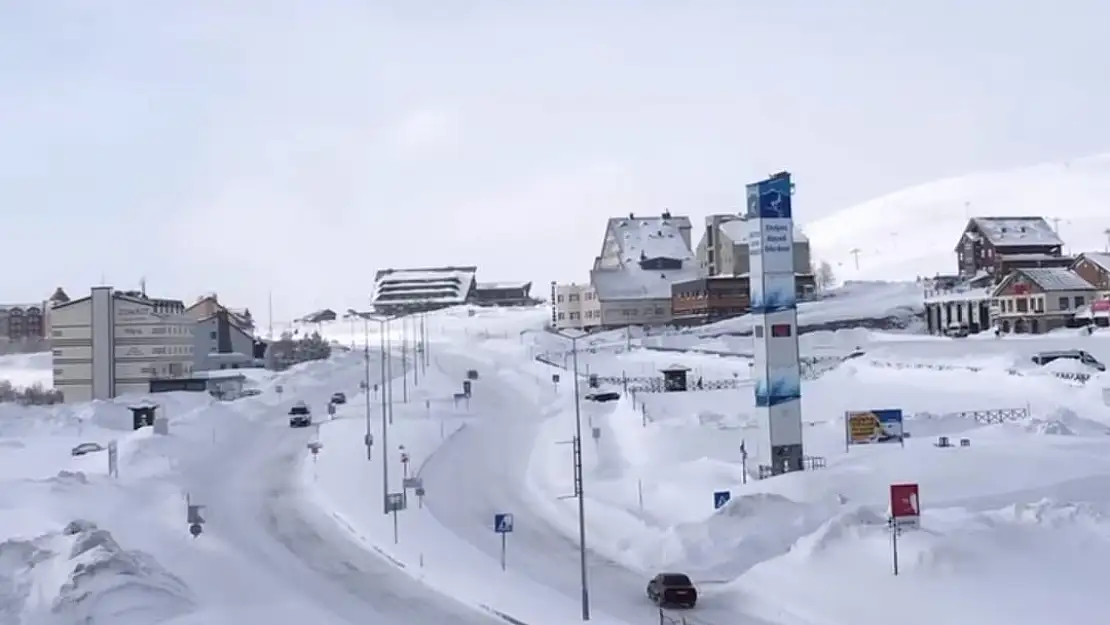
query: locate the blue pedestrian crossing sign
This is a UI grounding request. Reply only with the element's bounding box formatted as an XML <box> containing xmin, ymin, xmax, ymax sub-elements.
<box><xmin>494</xmin><ymin>513</ymin><xmax>514</xmax><ymax>533</ymax></box>
<box><xmin>713</xmin><ymin>490</ymin><xmax>731</xmax><ymax>510</ymax></box>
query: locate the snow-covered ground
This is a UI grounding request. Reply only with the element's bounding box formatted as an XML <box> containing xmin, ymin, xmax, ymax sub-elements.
<box><xmin>5</xmin><ymin>281</ymin><xmax>1110</xmax><ymax>625</ymax></box>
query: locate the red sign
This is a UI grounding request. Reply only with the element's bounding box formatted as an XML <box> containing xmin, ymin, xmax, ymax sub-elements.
<box><xmin>890</xmin><ymin>483</ymin><xmax>920</xmax><ymax>527</ymax></box>
<box><xmin>1093</xmin><ymin>299</ymin><xmax>1110</xmax><ymax>313</ymax></box>
<box><xmin>771</xmin><ymin>323</ymin><xmax>792</xmax><ymax>338</ymax></box>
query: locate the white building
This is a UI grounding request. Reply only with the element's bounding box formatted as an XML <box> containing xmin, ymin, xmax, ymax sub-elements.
<box><xmin>50</xmin><ymin>287</ymin><xmax>195</xmax><ymax>402</ymax></box>
<box><xmin>551</xmin><ymin>282</ymin><xmax>602</xmax><ymax>330</ymax></box>
<box><xmin>372</xmin><ymin>266</ymin><xmax>478</xmax><ymax>314</ymax></box>
<box><xmin>589</xmin><ymin>212</ymin><xmax>700</xmax><ymax>327</ymax></box>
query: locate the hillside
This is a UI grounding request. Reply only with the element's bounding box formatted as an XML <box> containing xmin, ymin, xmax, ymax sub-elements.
<box><xmin>806</xmin><ymin>154</ymin><xmax>1110</xmax><ymax>282</ymax></box>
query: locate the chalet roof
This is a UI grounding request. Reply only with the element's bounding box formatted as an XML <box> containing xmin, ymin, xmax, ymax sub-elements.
<box><xmin>1075</xmin><ymin>252</ymin><xmax>1110</xmax><ymax>273</ymax></box>
<box><xmin>998</xmin><ymin>267</ymin><xmax>1095</xmax><ymax>294</ymax></box>
<box><xmin>605</xmin><ymin>215</ymin><xmax>694</xmax><ymax>264</ymax></box>
<box><xmin>49</xmin><ymin>287</ymin><xmax>70</xmax><ymax>303</ymax></box>
<box><xmin>963</xmin><ymin>217</ymin><xmax>1063</xmax><ymax>249</ymax></box>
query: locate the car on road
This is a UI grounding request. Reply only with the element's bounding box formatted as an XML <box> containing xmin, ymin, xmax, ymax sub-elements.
<box><xmin>289</xmin><ymin>401</ymin><xmax>312</xmax><ymax>428</ymax></box>
<box><xmin>1031</xmin><ymin>349</ymin><xmax>1106</xmax><ymax>371</ymax></box>
<box><xmin>330</xmin><ymin>391</ymin><xmax>347</xmax><ymax>405</ymax></box>
<box><xmin>646</xmin><ymin>572</ymin><xmax>698</xmax><ymax>608</ymax></box>
<box><xmin>71</xmin><ymin>442</ymin><xmax>105</xmax><ymax>456</ymax></box>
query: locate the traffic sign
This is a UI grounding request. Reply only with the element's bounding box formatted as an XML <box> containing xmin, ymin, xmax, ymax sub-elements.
<box><xmin>414</xmin><ymin>486</ymin><xmax>425</xmax><ymax>497</ymax></box>
<box><xmin>494</xmin><ymin>513</ymin><xmax>514</xmax><ymax>533</ymax></box>
<box><xmin>386</xmin><ymin>492</ymin><xmax>406</xmax><ymax>512</ymax></box>
<box><xmin>189</xmin><ymin>523</ymin><xmax>203</xmax><ymax>537</ymax></box>
<box><xmin>713</xmin><ymin>490</ymin><xmax>731</xmax><ymax>510</ymax></box>
<box><xmin>403</xmin><ymin>477</ymin><xmax>423</xmax><ymax>489</ymax></box>
<box><xmin>889</xmin><ymin>483</ymin><xmax>920</xmax><ymax>528</ymax></box>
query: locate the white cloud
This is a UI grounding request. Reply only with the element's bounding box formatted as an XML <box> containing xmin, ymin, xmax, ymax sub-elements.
<box><xmin>387</xmin><ymin>108</ymin><xmax>457</xmax><ymax>156</ymax></box>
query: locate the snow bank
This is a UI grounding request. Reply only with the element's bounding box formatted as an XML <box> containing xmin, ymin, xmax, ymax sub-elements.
<box><xmin>0</xmin><ymin>519</ymin><xmax>193</xmax><ymax>625</ymax></box>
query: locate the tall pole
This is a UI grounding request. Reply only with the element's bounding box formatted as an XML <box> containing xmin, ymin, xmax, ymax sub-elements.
<box><xmin>379</xmin><ymin>318</ymin><xmax>390</xmax><ymax>513</ymax></box>
<box><xmin>401</xmin><ymin>315</ymin><xmax>409</xmax><ymax>402</ymax></box>
<box><xmin>386</xmin><ymin>319</ymin><xmax>393</xmax><ymax>425</ymax></box>
<box><xmin>413</xmin><ymin>315</ymin><xmax>420</xmax><ymax>387</ymax></box>
<box><xmin>570</xmin><ymin>335</ymin><xmax>590</xmax><ymax>621</ymax></box>
<box><xmin>363</xmin><ymin>319</ymin><xmax>372</xmax><ymax>461</ymax></box>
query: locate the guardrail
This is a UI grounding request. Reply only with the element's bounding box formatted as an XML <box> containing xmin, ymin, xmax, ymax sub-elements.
<box><xmin>866</xmin><ymin>359</ymin><xmax>1092</xmax><ymax>383</ymax></box>
<box><xmin>910</xmin><ymin>407</ymin><xmax>1030</xmax><ymax>424</ymax></box>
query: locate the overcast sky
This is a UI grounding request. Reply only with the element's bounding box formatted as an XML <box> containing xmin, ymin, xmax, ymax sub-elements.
<box><xmin>3</xmin><ymin>1</ymin><xmax>1108</xmax><ymax>321</ymax></box>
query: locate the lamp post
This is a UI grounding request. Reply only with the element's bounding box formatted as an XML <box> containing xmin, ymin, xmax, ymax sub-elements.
<box><xmin>347</xmin><ymin>309</ymin><xmax>399</xmax><ymax>515</ymax></box>
<box><xmin>555</xmin><ymin>329</ymin><xmax>590</xmax><ymax>621</ymax></box>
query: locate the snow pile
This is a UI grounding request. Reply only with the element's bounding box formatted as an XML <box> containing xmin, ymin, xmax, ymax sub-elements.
<box><xmin>0</xmin><ymin>519</ymin><xmax>193</xmax><ymax>625</ymax></box>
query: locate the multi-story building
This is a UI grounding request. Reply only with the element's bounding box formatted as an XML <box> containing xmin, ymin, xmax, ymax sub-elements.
<box><xmin>473</xmin><ymin>282</ymin><xmax>537</xmax><ymax>307</ymax></box>
<box><xmin>990</xmin><ymin>267</ymin><xmax>1101</xmax><ymax>334</ymax></box>
<box><xmin>1070</xmin><ymin>252</ymin><xmax>1110</xmax><ymax>290</ymax></box>
<box><xmin>589</xmin><ymin>211</ymin><xmax>700</xmax><ymax>327</ymax></box>
<box><xmin>552</xmin><ymin>282</ymin><xmax>602</xmax><ymax>330</ymax></box>
<box><xmin>49</xmin><ymin>287</ymin><xmax>194</xmax><ymax>402</ymax></box>
<box><xmin>372</xmin><ymin>266</ymin><xmax>478</xmax><ymax>314</ymax></box>
<box><xmin>0</xmin><ymin>304</ymin><xmax>46</xmax><ymax>342</ymax></box>
<box><xmin>954</xmin><ymin>217</ymin><xmax>1070</xmax><ymax>281</ymax></box>
<box><xmin>696</xmin><ymin>213</ymin><xmax>813</xmax><ymax>284</ymax></box>
<box><xmin>670</xmin><ymin>276</ymin><xmax>750</xmax><ymax>326</ymax></box>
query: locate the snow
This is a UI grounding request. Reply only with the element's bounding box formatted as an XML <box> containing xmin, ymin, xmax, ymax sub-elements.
<box><xmin>7</xmin><ymin>273</ymin><xmax>1110</xmax><ymax>625</ymax></box>
<box><xmin>806</xmin><ymin>153</ymin><xmax>1110</xmax><ymax>281</ymax></box>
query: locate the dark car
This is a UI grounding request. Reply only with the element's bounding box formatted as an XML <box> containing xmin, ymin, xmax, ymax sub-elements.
<box><xmin>1031</xmin><ymin>349</ymin><xmax>1106</xmax><ymax>371</ymax></box>
<box><xmin>71</xmin><ymin>442</ymin><xmax>105</xmax><ymax>457</ymax></box>
<box><xmin>646</xmin><ymin>572</ymin><xmax>697</xmax><ymax>608</ymax></box>
<box><xmin>585</xmin><ymin>391</ymin><xmax>621</xmax><ymax>402</ymax></box>
<box><xmin>289</xmin><ymin>401</ymin><xmax>312</xmax><ymax>428</ymax></box>
<box><xmin>330</xmin><ymin>392</ymin><xmax>347</xmax><ymax>405</ymax></box>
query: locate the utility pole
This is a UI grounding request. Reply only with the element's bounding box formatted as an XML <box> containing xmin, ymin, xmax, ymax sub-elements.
<box><xmin>1104</xmin><ymin>228</ymin><xmax>1110</xmax><ymax>253</ymax></box>
<box><xmin>849</xmin><ymin>248</ymin><xmax>861</xmax><ymax>270</ymax></box>
<box><xmin>267</xmin><ymin>290</ymin><xmax>274</xmax><ymax>340</ymax></box>
<box><xmin>401</xmin><ymin>315</ymin><xmax>409</xmax><ymax>402</ymax></box>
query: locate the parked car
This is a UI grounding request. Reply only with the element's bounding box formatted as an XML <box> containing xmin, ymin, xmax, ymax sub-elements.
<box><xmin>1031</xmin><ymin>349</ymin><xmax>1106</xmax><ymax>371</ymax></box>
<box><xmin>289</xmin><ymin>401</ymin><xmax>312</xmax><ymax>428</ymax></box>
<box><xmin>71</xmin><ymin>442</ymin><xmax>105</xmax><ymax>457</ymax></box>
<box><xmin>241</xmin><ymin>388</ymin><xmax>262</xmax><ymax>397</ymax></box>
<box><xmin>585</xmin><ymin>391</ymin><xmax>621</xmax><ymax>402</ymax></box>
<box><xmin>330</xmin><ymin>391</ymin><xmax>347</xmax><ymax>405</ymax></box>
<box><xmin>646</xmin><ymin>573</ymin><xmax>698</xmax><ymax>608</ymax></box>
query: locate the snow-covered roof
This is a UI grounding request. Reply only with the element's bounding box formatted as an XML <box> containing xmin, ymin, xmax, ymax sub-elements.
<box><xmin>591</xmin><ymin>265</ymin><xmax>702</xmax><ymax>300</ymax></box>
<box><xmin>972</xmin><ymin>217</ymin><xmax>1062</xmax><ymax>247</ymax></box>
<box><xmin>476</xmin><ymin>281</ymin><xmax>531</xmax><ymax>291</ymax></box>
<box><xmin>372</xmin><ymin>266</ymin><xmax>477</xmax><ymax>306</ymax></box>
<box><xmin>1077</xmin><ymin>252</ymin><xmax>1110</xmax><ymax>273</ymax></box>
<box><xmin>607</xmin><ymin>215</ymin><xmax>693</xmax><ymax>263</ymax></box>
<box><xmin>718</xmin><ymin>219</ymin><xmax>808</xmax><ymax>245</ymax></box>
<box><xmin>1011</xmin><ymin>267</ymin><xmax>1095</xmax><ymax>292</ymax></box>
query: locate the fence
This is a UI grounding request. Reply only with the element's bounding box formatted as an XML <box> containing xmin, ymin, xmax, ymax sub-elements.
<box><xmin>910</xmin><ymin>407</ymin><xmax>1029</xmax><ymax>424</ymax></box>
<box><xmin>866</xmin><ymin>359</ymin><xmax>1092</xmax><ymax>384</ymax></box>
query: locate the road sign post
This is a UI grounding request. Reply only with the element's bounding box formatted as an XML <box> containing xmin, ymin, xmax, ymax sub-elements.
<box><xmin>386</xmin><ymin>493</ymin><xmax>405</xmax><ymax>544</ymax></box>
<box><xmin>415</xmin><ymin>485</ymin><xmax>426</xmax><ymax>508</ymax></box>
<box><xmin>888</xmin><ymin>483</ymin><xmax>920</xmax><ymax>576</ymax></box>
<box><xmin>713</xmin><ymin>490</ymin><xmax>731</xmax><ymax>510</ymax></box>
<box><xmin>494</xmin><ymin>513</ymin><xmax>514</xmax><ymax>571</ymax></box>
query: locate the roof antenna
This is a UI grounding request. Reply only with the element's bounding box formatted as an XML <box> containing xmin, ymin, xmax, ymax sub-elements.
<box><xmin>139</xmin><ymin>276</ymin><xmax>147</xmax><ymax>297</ymax></box>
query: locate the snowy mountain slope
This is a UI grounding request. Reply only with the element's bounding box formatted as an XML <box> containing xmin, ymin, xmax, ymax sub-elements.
<box><xmin>807</xmin><ymin>153</ymin><xmax>1110</xmax><ymax>281</ymax></box>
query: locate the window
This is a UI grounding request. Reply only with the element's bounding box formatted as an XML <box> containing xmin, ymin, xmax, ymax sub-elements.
<box><xmin>209</xmin><ymin>330</ymin><xmax>217</xmax><ymax>340</ymax></box>
<box><xmin>654</xmin><ymin>307</ymin><xmax>664</xmax><ymax>315</ymax></box>
<box><xmin>152</xmin><ymin>346</ymin><xmax>167</xmax><ymax>355</ymax></box>
<box><xmin>568</xmin><ymin>293</ymin><xmax>580</xmax><ymax>302</ymax></box>
<box><xmin>557</xmin><ymin>312</ymin><xmax>565</xmax><ymax>320</ymax></box>
<box><xmin>151</xmin><ymin>327</ymin><xmax>166</xmax><ymax>335</ymax></box>
<box><xmin>557</xmin><ymin>295</ymin><xmax>564</xmax><ymax>303</ymax></box>
<box><xmin>52</xmin><ymin>329</ymin><xmax>64</xmax><ymax>337</ymax></box>
<box><xmin>53</xmin><ymin>368</ymin><xmax>63</xmax><ymax>376</ymax></box>
<box><xmin>1033</xmin><ymin>298</ymin><xmax>1044</xmax><ymax>313</ymax></box>
<box><xmin>1016</xmin><ymin>298</ymin><xmax>1028</xmax><ymax>313</ymax></box>
<box><xmin>753</xmin><ymin>326</ymin><xmax>764</xmax><ymax>338</ymax></box>
<box><xmin>52</xmin><ymin>349</ymin><xmax>62</xmax><ymax>356</ymax></box>
<box><xmin>569</xmin><ymin>312</ymin><xmax>580</xmax><ymax>320</ymax></box>
<box><xmin>1075</xmin><ymin>296</ymin><xmax>1086</xmax><ymax>308</ymax></box>
<box><xmin>1058</xmin><ymin>296</ymin><xmax>1069</xmax><ymax>310</ymax></box>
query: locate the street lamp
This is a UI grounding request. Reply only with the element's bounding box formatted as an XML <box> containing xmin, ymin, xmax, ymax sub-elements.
<box><xmin>554</xmin><ymin>328</ymin><xmax>591</xmax><ymax>621</ymax></box>
<box><xmin>347</xmin><ymin>309</ymin><xmax>400</xmax><ymax>515</ymax></box>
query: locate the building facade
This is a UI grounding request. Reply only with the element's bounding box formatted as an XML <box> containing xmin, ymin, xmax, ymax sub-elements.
<box><xmin>473</xmin><ymin>282</ymin><xmax>536</xmax><ymax>307</ymax></box>
<box><xmin>990</xmin><ymin>267</ymin><xmax>1101</xmax><ymax>334</ymax></box>
<box><xmin>0</xmin><ymin>304</ymin><xmax>46</xmax><ymax>342</ymax></box>
<box><xmin>185</xmin><ymin>294</ymin><xmax>254</xmax><ymax>331</ymax></box>
<box><xmin>670</xmin><ymin>276</ymin><xmax>750</xmax><ymax>325</ymax></box>
<box><xmin>193</xmin><ymin>308</ymin><xmax>259</xmax><ymax>371</ymax></box>
<box><xmin>50</xmin><ymin>287</ymin><xmax>194</xmax><ymax>402</ymax></box>
<box><xmin>552</xmin><ymin>282</ymin><xmax>602</xmax><ymax>330</ymax></box>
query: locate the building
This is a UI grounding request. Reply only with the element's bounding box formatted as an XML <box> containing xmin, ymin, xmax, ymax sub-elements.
<box><xmin>372</xmin><ymin>266</ymin><xmax>478</xmax><ymax>314</ymax></box>
<box><xmin>1070</xmin><ymin>252</ymin><xmax>1110</xmax><ymax>290</ymax></box>
<box><xmin>696</xmin><ymin>213</ymin><xmax>813</xmax><ymax>284</ymax></box>
<box><xmin>49</xmin><ymin>287</ymin><xmax>195</xmax><ymax>402</ymax></box>
<box><xmin>552</xmin><ymin>282</ymin><xmax>602</xmax><ymax>330</ymax></box>
<box><xmin>472</xmin><ymin>282</ymin><xmax>536</xmax><ymax>307</ymax></box>
<box><xmin>589</xmin><ymin>212</ymin><xmax>700</xmax><ymax>327</ymax></box>
<box><xmin>670</xmin><ymin>276</ymin><xmax>750</xmax><ymax>326</ymax></box>
<box><xmin>955</xmin><ymin>217</ymin><xmax>1069</xmax><ymax>281</ymax></box>
<box><xmin>0</xmin><ymin>303</ymin><xmax>46</xmax><ymax>343</ymax></box>
<box><xmin>193</xmin><ymin>307</ymin><xmax>260</xmax><ymax>371</ymax></box>
<box><xmin>990</xmin><ymin>267</ymin><xmax>1101</xmax><ymax>334</ymax></box>
<box><xmin>185</xmin><ymin>294</ymin><xmax>254</xmax><ymax>331</ymax></box>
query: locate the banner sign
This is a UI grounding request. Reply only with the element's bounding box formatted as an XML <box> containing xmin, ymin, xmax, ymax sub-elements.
<box><xmin>890</xmin><ymin>483</ymin><xmax>920</xmax><ymax>528</ymax></box>
<box><xmin>845</xmin><ymin>409</ymin><xmax>904</xmax><ymax>446</ymax></box>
